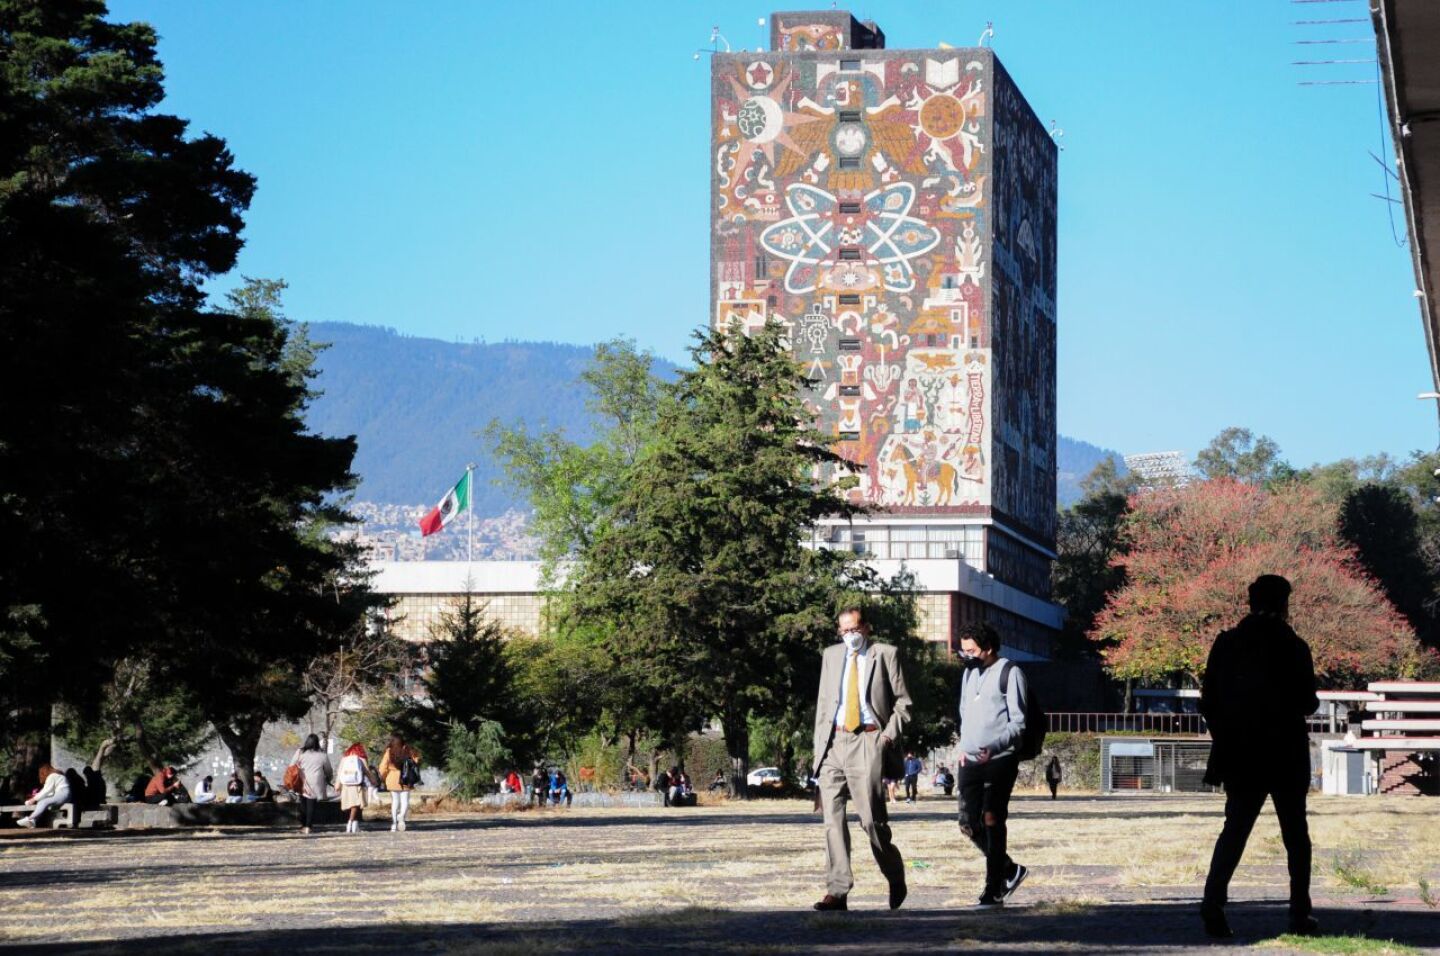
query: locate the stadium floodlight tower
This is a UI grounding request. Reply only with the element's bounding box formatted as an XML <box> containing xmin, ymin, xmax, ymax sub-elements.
<box><xmin>1123</xmin><ymin>451</ymin><xmax>1192</xmax><ymax>489</ymax></box>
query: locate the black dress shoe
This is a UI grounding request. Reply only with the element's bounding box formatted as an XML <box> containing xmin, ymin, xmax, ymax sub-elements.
<box><xmin>1287</xmin><ymin>914</ymin><xmax>1319</xmax><ymax>936</ymax></box>
<box><xmin>813</xmin><ymin>894</ymin><xmax>848</xmax><ymax>911</ymax></box>
<box><xmin>889</xmin><ymin>879</ymin><xmax>907</xmax><ymax>910</ymax></box>
<box><xmin>1200</xmin><ymin>902</ymin><xmax>1233</xmax><ymax>939</ymax></box>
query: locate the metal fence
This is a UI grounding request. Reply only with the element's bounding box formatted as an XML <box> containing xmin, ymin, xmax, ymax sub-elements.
<box><xmin>1100</xmin><ymin>738</ymin><xmax>1218</xmax><ymax>794</ymax></box>
<box><xmin>1049</xmin><ymin>713</ymin><xmax>1332</xmax><ymax>735</ymax></box>
<box><xmin>1048</xmin><ymin>712</ymin><xmax>1207</xmax><ymax>735</ymax></box>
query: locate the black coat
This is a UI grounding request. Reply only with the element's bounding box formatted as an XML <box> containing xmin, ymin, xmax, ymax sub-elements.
<box><xmin>1200</xmin><ymin>614</ymin><xmax>1319</xmax><ymax>790</ymax></box>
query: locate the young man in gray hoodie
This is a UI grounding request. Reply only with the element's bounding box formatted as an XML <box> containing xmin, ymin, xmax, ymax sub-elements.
<box><xmin>955</xmin><ymin>622</ymin><xmax>1029</xmax><ymax>907</ymax></box>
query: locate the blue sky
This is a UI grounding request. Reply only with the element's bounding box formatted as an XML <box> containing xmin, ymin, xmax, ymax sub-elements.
<box><xmin>108</xmin><ymin>0</ymin><xmax>1433</xmax><ymax>466</ymax></box>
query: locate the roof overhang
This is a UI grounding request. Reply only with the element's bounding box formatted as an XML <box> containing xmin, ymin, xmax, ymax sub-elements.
<box><xmin>1373</xmin><ymin>0</ymin><xmax>1440</xmax><ymax>400</ymax></box>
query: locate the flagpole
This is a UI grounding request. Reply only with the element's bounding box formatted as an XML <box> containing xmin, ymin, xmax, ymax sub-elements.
<box><xmin>466</xmin><ymin>462</ymin><xmax>475</xmax><ymax>581</ymax></box>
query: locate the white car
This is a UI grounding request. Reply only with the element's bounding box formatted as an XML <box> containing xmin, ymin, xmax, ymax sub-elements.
<box><xmin>746</xmin><ymin>767</ymin><xmax>784</xmax><ymax>788</ymax></box>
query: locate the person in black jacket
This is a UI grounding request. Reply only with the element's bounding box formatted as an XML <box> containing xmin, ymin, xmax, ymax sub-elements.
<box><xmin>1199</xmin><ymin>575</ymin><xmax>1320</xmax><ymax>940</ymax></box>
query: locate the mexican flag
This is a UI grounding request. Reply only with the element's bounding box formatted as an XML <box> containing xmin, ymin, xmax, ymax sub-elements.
<box><xmin>419</xmin><ymin>470</ymin><xmax>470</xmax><ymax>537</ymax></box>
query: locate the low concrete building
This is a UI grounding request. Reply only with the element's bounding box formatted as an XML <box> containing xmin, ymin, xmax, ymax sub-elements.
<box><xmin>370</xmin><ymin>556</ymin><xmax>1062</xmax><ymax>660</ymax></box>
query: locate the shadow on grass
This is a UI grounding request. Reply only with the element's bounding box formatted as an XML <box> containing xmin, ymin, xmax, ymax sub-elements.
<box><xmin>17</xmin><ymin>902</ymin><xmax>1440</xmax><ymax>954</ymax></box>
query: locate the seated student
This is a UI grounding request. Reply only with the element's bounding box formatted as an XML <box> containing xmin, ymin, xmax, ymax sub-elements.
<box><xmin>144</xmin><ymin>767</ymin><xmax>183</xmax><ymax>805</ymax></box>
<box><xmin>193</xmin><ymin>775</ymin><xmax>217</xmax><ymax>804</ymax></box>
<box><xmin>548</xmin><ymin>770</ymin><xmax>572</xmax><ymax>807</ymax></box>
<box><xmin>81</xmin><ymin>767</ymin><xmax>106</xmax><ymax>809</ymax></box>
<box><xmin>225</xmin><ymin>772</ymin><xmax>245</xmax><ymax>804</ymax></box>
<box><xmin>125</xmin><ymin>772</ymin><xmax>150</xmax><ymax>803</ymax></box>
<box><xmin>251</xmin><ymin>771</ymin><xmax>274</xmax><ymax>802</ymax></box>
<box><xmin>708</xmin><ymin>770</ymin><xmax>728</xmax><ymax>792</ymax></box>
<box><xmin>19</xmin><ymin>764</ymin><xmax>72</xmax><ymax>828</ymax></box>
<box><xmin>933</xmin><ymin>765</ymin><xmax>955</xmax><ymax>797</ymax></box>
<box><xmin>502</xmin><ymin>770</ymin><xmax>522</xmax><ymax>795</ymax></box>
<box><xmin>531</xmin><ymin>768</ymin><xmax>547</xmax><ymax>807</ymax></box>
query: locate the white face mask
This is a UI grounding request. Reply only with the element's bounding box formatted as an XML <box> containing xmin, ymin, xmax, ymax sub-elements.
<box><xmin>842</xmin><ymin>630</ymin><xmax>866</xmax><ymax>652</ymax></box>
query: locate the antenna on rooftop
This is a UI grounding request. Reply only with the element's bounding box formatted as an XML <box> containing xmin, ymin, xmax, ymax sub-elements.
<box><xmin>1049</xmin><ymin>120</ymin><xmax>1065</xmax><ymax>151</ymax></box>
<box><xmin>693</xmin><ymin>25</ymin><xmax>732</xmax><ymax>61</ymax></box>
<box><xmin>978</xmin><ymin>21</ymin><xmax>994</xmax><ymax>47</ymax></box>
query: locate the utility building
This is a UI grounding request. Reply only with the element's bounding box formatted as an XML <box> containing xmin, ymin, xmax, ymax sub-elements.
<box><xmin>711</xmin><ymin>11</ymin><xmax>1061</xmax><ymax>655</ymax></box>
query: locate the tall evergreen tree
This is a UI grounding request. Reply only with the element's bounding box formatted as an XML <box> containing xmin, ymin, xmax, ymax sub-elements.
<box><xmin>0</xmin><ymin>0</ymin><xmax>255</xmax><ymax>794</ymax></box>
<box><xmin>570</xmin><ymin>322</ymin><xmax>873</xmax><ymax>795</ymax></box>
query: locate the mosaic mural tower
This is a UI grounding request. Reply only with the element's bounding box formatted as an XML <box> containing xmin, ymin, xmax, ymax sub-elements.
<box><xmin>711</xmin><ymin>11</ymin><xmax>1059</xmax><ymax>618</ymax></box>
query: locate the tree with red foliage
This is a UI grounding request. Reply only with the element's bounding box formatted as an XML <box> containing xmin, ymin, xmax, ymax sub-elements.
<box><xmin>1090</xmin><ymin>479</ymin><xmax>1433</xmax><ymax>688</ymax></box>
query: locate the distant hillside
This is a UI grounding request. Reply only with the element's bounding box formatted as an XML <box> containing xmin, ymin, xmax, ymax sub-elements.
<box><xmin>305</xmin><ymin>322</ymin><xmax>1120</xmax><ymax>514</ymax></box>
<box><xmin>1056</xmin><ymin>435</ymin><xmax>1127</xmax><ymax>506</ymax></box>
<box><xmin>305</xmin><ymin>322</ymin><xmax>682</xmax><ymax>513</ymax></box>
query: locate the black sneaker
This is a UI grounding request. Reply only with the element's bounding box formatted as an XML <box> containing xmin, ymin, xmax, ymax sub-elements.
<box><xmin>975</xmin><ymin>892</ymin><xmax>1005</xmax><ymax>909</ymax></box>
<box><xmin>1200</xmin><ymin>903</ymin><xmax>1233</xmax><ymax>939</ymax></box>
<box><xmin>1002</xmin><ymin>863</ymin><xmax>1029</xmax><ymax>900</ymax></box>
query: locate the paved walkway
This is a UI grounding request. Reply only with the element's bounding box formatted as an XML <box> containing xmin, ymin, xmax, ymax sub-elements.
<box><xmin>1</xmin><ymin>794</ymin><xmax>1436</xmax><ymax>953</ymax></box>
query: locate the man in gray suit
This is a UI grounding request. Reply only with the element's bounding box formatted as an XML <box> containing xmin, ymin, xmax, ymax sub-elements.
<box><xmin>811</xmin><ymin>606</ymin><xmax>911</xmax><ymax>912</ymax></box>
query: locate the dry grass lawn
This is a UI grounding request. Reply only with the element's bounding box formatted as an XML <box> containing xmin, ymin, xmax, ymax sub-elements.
<box><xmin>1</xmin><ymin>793</ymin><xmax>1437</xmax><ymax>953</ymax></box>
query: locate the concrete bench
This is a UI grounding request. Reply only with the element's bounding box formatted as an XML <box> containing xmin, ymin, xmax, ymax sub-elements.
<box><xmin>0</xmin><ymin>803</ymin><xmax>75</xmax><ymax>828</ymax></box>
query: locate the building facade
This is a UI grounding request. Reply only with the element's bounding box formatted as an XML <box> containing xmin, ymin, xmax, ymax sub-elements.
<box><xmin>369</xmin><ymin>559</ymin><xmax>1057</xmax><ymax>658</ymax></box>
<box><xmin>712</xmin><ymin>11</ymin><xmax>1061</xmax><ymax>654</ymax></box>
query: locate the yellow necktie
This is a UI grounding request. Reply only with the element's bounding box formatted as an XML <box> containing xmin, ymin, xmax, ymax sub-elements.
<box><xmin>844</xmin><ymin>653</ymin><xmax>862</xmax><ymax>732</ymax></box>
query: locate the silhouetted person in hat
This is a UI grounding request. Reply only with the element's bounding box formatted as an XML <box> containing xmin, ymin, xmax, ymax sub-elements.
<box><xmin>1199</xmin><ymin>575</ymin><xmax>1319</xmax><ymax>940</ymax></box>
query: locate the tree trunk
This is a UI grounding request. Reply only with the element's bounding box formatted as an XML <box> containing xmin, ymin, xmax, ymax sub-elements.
<box><xmin>1123</xmin><ymin>678</ymin><xmax>1134</xmax><ymax>714</ymax></box>
<box><xmin>89</xmin><ymin>738</ymin><xmax>116</xmax><ymax>773</ymax></box>
<box><xmin>132</xmin><ymin>719</ymin><xmax>163</xmax><ymax>774</ymax></box>
<box><xmin>1</xmin><ymin>703</ymin><xmax>50</xmax><ymax>802</ymax></box>
<box><xmin>214</xmin><ymin>717</ymin><xmax>264</xmax><ymax>795</ymax></box>
<box><xmin>721</xmin><ymin>710</ymin><xmax>750</xmax><ymax>800</ymax></box>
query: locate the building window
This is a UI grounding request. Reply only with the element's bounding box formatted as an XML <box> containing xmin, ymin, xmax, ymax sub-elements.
<box><xmin>838</xmin><ymin>294</ymin><xmax>861</xmax><ymax>305</ymax></box>
<box><xmin>838</xmin><ymin>110</ymin><xmax>861</xmax><ymax>122</ymax></box>
<box><xmin>839</xmin><ymin>201</ymin><xmax>861</xmax><ymax>214</ymax></box>
<box><xmin>838</xmin><ymin>247</ymin><xmax>862</xmax><ymax>261</ymax></box>
<box><xmin>838</xmin><ymin>337</ymin><xmax>861</xmax><ymax>350</ymax></box>
<box><xmin>754</xmin><ymin>253</ymin><xmax>770</xmax><ymax>278</ymax></box>
<box><xmin>840</xmin><ymin>58</ymin><xmax>861</xmax><ymax>71</ymax></box>
<box><xmin>838</xmin><ymin>157</ymin><xmax>860</xmax><ymax>170</ymax></box>
<box><xmin>838</xmin><ymin>385</ymin><xmax>861</xmax><ymax>396</ymax></box>
<box><xmin>838</xmin><ymin>430</ymin><xmax>860</xmax><ymax>442</ymax></box>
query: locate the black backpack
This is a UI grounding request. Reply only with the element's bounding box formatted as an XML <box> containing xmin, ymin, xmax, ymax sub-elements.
<box><xmin>999</xmin><ymin>661</ymin><xmax>1047</xmax><ymax>761</ymax></box>
<box><xmin>399</xmin><ymin>756</ymin><xmax>422</xmax><ymax>788</ymax></box>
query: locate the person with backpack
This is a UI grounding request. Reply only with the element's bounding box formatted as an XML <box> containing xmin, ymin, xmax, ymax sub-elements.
<box><xmin>954</xmin><ymin>622</ymin><xmax>1036</xmax><ymax>908</ymax></box>
<box><xmin>377</xmin><ymin>734</ymin><xmax>421</xmax><ymax>832</ymax></box>
<box><xmin>337</xmin><ymin>743</ymin><xmax>372</xmax><ymax>834</ymax></box>
<box><xmin>291</xmin><ymin>733</ymin><xmax>334</xmax><ymax>835</ymax></box>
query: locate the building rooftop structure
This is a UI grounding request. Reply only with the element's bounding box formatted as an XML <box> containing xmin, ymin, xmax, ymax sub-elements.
<box><xmin>1372</xmin><ymin>1</ymin><xmax>1440</xmax><ymax>399</ymax></box>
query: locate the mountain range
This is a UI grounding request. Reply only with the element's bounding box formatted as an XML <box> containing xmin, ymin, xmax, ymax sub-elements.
<box><xmin>303</xmin><ymin>322</ymin><xmax>1121</xmax><ymax>515</ymax></box>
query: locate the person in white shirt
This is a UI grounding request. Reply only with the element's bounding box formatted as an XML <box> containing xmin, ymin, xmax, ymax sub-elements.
<box><xmin>193</xmin><ymin>775</ymin><xmax>217</xmax><ymax>804</ymax></box>
<box><xmin>19</xmin><ymin>764</ymin><xmax>71</xmax><ymax>827</ymax></box>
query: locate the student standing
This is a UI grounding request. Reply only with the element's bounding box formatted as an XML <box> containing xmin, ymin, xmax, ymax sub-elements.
<box><xmin>902</xmin><ymin>752</ymin><xmax>923</xmax><ymax>803</ymax></box>
<box><xmin>1199</xmin><ymin>575</ymin><xmax>1320</xmax><ymax>939</ymax></box>
<box><xmin>377</xmin><ymin>734</ymin><xmax>420</xmax><ymax>832</ymax></box>
<box><xmin>291</xmin><ymin>734</ymin><xmax>334</xmax><ymax>835</ymax></box>
<box><xmin>337</xmin><ymin>743</ymin><xmax>372</xmax><ymax>834</ymax></box>
<box><xmin>955</xmin><ymin>622</ymin><xmax>1030</xmax><ymax>908</ymax></box>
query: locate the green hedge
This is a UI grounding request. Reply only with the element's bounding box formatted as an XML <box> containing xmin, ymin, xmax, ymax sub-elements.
<box><xmin>1014</xmin><ymin>732</ymin><xmax>1102</xmax><ymax>791</ymax></box>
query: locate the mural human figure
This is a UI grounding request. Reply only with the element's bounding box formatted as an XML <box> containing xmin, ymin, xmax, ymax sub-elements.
<box><xmin>1198</xmin><ymin>575</ymin><xmax>1319</xmax><ymax>940</ymax></box>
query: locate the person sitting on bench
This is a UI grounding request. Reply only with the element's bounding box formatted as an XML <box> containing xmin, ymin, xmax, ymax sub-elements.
<box><xmin>143</xmin><ymin>767</ymin><xmax>183</xmax><ymax>805</ymax></box>
<box><xmin>19</xmin><ymin>764</ymin><xmax>71</xmax><ymax>828</ymax></box>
